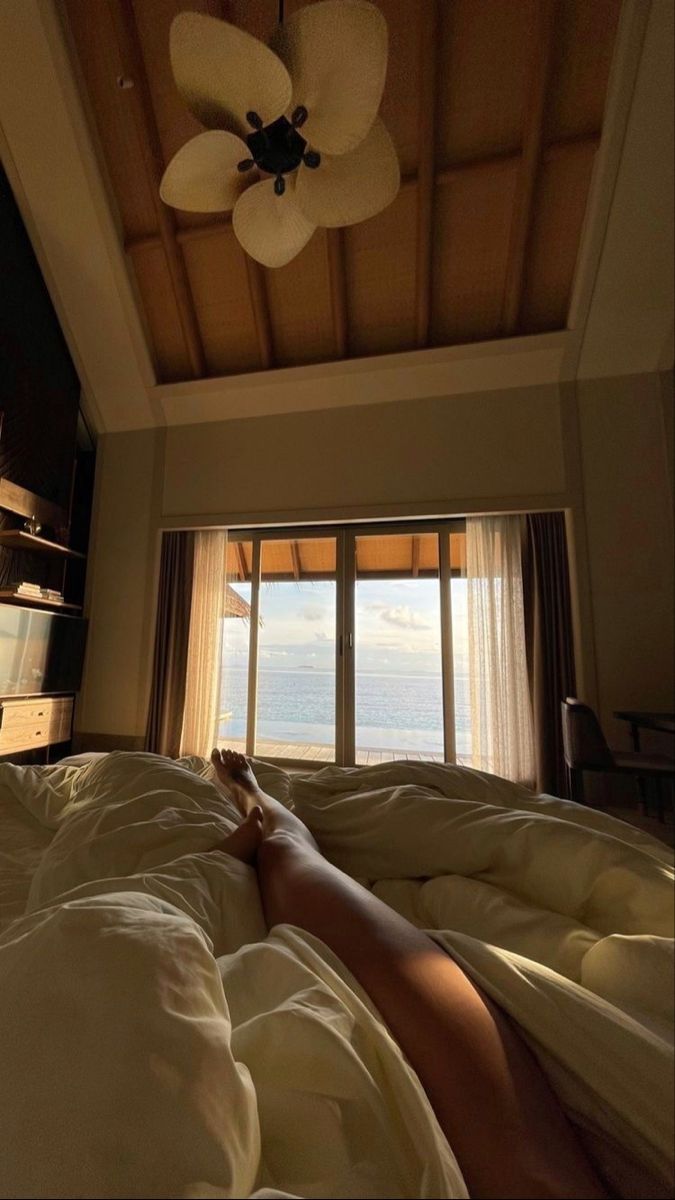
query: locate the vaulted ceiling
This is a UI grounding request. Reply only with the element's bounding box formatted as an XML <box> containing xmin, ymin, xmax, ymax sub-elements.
<box><xmin>63</xmin><ymin>0</ymin><xmax>620</xmax><ymax>386</ymax></box>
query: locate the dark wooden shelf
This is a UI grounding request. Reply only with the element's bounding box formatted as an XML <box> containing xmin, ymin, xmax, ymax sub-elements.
<box><xmin>0</xmin><ymin>478</ymin><xmax>67</xmax><ymax>529</ymax></box>
<box><xmin>0</xmin><ymin>592</ymin><xmax>81</xmax><ymax>613</ymax></box>
<box><xmin>0</xmin><ymin>530</ymin><xmax>85</xmax><ymax>559</ymax></box>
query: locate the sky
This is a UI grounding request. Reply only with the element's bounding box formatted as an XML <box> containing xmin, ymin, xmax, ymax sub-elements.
<box><xmin>223</xmin><ymin>576</ymin><xmax>468</xmax><ymax>676</ymax></box>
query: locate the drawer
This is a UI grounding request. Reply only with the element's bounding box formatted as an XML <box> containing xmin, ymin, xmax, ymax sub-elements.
<box><xmin>1</xmin><ymin>697</ymin><xmax>73</xmax><ymax>732</ymax></box>
<box><xmin>0</xmin><ymin>724</ymin><xmax>54</xmax><ymax>753</ymax></box>
<box><xmin>0</xmin><ymin>697</ymin><xmax>73</xmax><ymax>753</ymax></box>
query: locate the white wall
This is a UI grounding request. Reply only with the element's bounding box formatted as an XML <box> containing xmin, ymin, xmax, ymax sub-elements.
<box><xmin>77</xmin><ymin>428</ymin><xmax>162</xmax><ymax>740</ymax></box>
<box><xmin>577</xmin><ymin>371</ymin><xmax>674</xmax><ymax>749</ymax></box>
<box><xmin>77</xmin><ymin>373</ymin><xmax>673</xmax><ymax>762</ymax></box>
<box><xmin>162</xmin><ymin>385</ymin><xmax>565</xmax><ymax>524</ymax></box>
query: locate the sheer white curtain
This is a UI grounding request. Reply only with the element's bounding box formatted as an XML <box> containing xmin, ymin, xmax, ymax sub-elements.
<box><xmin>180</xmin><ymin>530</ymin><xmax>227</xmax><ymax>757</ymax></box>
<box><xmin>466</xmin><ymin>515</ymin><xmax>535</xmax><ymax>785</ymax></box>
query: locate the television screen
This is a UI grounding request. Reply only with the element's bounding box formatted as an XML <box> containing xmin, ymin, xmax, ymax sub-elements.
<box><xmin>0</xmin><ymin>606</ymin><xmax>87</xmax><ymax>696</ymax></box>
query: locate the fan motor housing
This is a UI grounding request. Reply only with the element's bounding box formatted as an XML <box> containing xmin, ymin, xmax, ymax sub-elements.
<box><xmin>246</xmin><ymin>116</ymin><xmax>307</xmax><ymax>175</ymax></box>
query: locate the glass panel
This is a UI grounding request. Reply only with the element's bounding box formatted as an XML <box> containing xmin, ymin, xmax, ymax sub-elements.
<box><xmin>354</xmin><ymin>532</ymin><xmax>443</xmax><ymax>765</ymax></box>
<box><xmin>255</xmin><ymin>537</ymin><xmax>337</xmax><ymax>760</ymax></box>
<box><xmin>449</xmin><ymin>530</ymin><xmax>471</xmax><ymax>765</ymax></box>
<box><xmin>218</xmin><ymin>539</ymin><xmax>253</xmax><ymax>754</ymax></box>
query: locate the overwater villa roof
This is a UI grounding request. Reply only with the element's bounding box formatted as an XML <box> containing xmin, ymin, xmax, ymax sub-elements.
<box><xmin>226</xmin><ymin>532</ymin><xmax>466</xmax><ymax>583</ymax></box>
<box><xmin>224</xmin><ymin>581</ymin><xmax>252</xmax><ymax>618</ymax></box>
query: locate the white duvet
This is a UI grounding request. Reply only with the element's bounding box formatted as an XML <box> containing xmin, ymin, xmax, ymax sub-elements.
<box><xmin>0</xmin><ymin>751</ymin><xmax>672</xmax><ymax>1199</ymax></box>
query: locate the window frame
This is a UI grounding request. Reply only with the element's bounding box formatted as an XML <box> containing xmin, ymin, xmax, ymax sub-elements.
<box><xmin>225</xmin><ymin>518</ymin><xmax>466</xmax><ymax>768</ymax></box>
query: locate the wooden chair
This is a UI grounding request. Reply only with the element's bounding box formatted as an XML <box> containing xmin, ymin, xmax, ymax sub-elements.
<box><xmin>561</xmin><ymin>698</ymin><xmax>675</xmax><ymax>818</ymax></box>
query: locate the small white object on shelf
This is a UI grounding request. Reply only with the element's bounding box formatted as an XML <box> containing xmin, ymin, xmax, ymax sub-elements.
<box><xmin>14</xmin><ymin>582</ymin><xmax>43</xmax><ymax>595</ymax></box>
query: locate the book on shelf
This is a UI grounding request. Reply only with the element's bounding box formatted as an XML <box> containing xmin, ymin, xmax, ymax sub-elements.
<box><xmin>1</xmin><ymin>583</ymin><xmax>66</xmax><ymax>605</ymax></box>
<box><xmin>13</xmin><ymin>582</ymin><xmax>43</xmax><ymax>595</ymax></box>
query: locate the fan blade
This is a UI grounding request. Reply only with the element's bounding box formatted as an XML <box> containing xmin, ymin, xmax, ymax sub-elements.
<box><xmin>295</xmin><ymin>119</ymin><xmax>399</xmax><ymax>228</ymax></box>
<box><xmin>160</xmin><ymin>131</ymin><xmax>251</xmax><ymax>213</ymax></box>
<box><xmin>171</xmin><ymin>12</ymin><xmax>292</xmax><ymax>139</ymax></box>
<box><xmin>272</xmin><ymin>0</ymin><xmax>388</xmax><ymax>156</ymax></box>
<box><xmin>232</xmin><ymin>178</ymin><xmax>315</xmax><ymax>268</ymax></box>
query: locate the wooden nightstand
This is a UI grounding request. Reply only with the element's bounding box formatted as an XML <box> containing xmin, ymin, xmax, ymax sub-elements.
<box><xmin>0</xmin><ymin>695</ymin><xmax>74</xmax><ymax>757</ymax></box>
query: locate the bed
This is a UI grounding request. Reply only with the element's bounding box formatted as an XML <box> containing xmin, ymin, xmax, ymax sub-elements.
<box><xmin>0</xmin><ymin>751</ymin><xmax>672</xmax><ymax>1199</ymax></box>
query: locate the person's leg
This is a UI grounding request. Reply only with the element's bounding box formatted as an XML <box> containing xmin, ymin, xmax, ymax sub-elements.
<box><xmin>211</xmin><ymin>749</ymin><xmax>607</xmax><ymax>1200</ymax></box>
<box><xmin>209</xmin><ymin>805</ymin><xmax>265</xmax><ymax>863</ymax></box>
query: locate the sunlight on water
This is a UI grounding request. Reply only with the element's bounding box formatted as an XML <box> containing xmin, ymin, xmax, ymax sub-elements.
<box><xmin>219</xmin><ymin>666</ymin><xmax>471</xmax><ymax>758</ymax></box>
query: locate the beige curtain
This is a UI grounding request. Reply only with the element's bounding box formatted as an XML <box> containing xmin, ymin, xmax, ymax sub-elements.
<box><xmin>466</xmin><ymin>515</ymin><xmax>535</xmax><ymax>785</ymax></box>
<box><xmin>179</xmin><ymin>530</ymin><xmax>227</xmax><ymax>757</ymax></box>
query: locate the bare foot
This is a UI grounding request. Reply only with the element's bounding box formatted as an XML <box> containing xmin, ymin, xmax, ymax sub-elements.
<box><xmin>211</xmin><ymin>748</ymin><xmax>261</xmax><ymax>817</ymax></box>
<box><xmin>208</xmin><ymin>806</ymin><xmax>263</xmax><ymax>865</ymax></box>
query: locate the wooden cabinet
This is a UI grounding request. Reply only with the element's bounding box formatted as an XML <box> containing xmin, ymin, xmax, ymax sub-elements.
<box><xmin>0</xmin><ymin>695</ymin><xmax>73</xmax><ymax>755</ymax></box>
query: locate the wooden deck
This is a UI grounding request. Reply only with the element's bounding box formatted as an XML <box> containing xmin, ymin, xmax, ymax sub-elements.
<box><xmin>217</xmin><ymin>736</ymin><xmax>447</xmax><ymax>765</ymax></box>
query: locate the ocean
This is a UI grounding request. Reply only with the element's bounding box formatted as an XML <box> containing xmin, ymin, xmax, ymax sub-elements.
<box><xmin>219</xmin><ymin>666</ymin><xmax>471</xmax><ymax>756</ymax></box>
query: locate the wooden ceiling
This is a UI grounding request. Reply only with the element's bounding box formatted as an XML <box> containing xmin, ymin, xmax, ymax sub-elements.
<box><xmin>226</xmin><ymin>530</ymin><xmax>467</xmax><ymax>580</ymax></box>
<box><xmin>63</xmin><ymin>0</ymin><xmax>621</xmax><ymax>385</ymax></box>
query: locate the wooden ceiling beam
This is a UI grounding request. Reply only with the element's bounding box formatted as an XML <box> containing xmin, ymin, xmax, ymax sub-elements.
<box><xmin>290</xmin><ymin>541</ymin><xmax>302</xmax><ymax>581</ymax></box>
<box><xmin>415</xmin><ymin>0</ymin><xmax>441</xmax><ymax>348</ymax></box>
<box><xmin>501</xmin><ymin>0</ymin><xmax>558</xmax><ymax>336</ymax></box>
<box><xmin>107</xmin><ymin>0</ymin><xmax>205</xmax><ymax>378</ymax></box>
<box><xmin>124</xmin><ymin>133</ymin><xmax>599</xmax><ymax>258</ymax></box>
<box><xmin>235</xmin><ymin>541</ymin><xmax>248</xmax><ymax>582</ymax></box>
<box><xmin>245</xmin><ymin>257</ymin><xmax>274</xmax><ymax>370</ymax></box>
<box><xmin>411</xmin><ymin>536</ymin><xmax>420</xmax><ymax>579</ymax></box>
<box><xmin>327</xmin><ymin>230</ymin><xmax>348</xmax><ymax>359</ymax></box>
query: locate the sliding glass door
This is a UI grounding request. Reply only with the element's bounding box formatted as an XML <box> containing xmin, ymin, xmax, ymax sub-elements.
<box><xmin>448</xmin><ymin>530</ymin><xmax>472</xmax><ymax>766</ymax></box>
<box><xmin>218</xmin><ymin>520</ymin><xmax>466</xmax><ymax>767</ymax></box>
<box><xmin>354</xmin><ymin>532</ymin><xmax>444</xmax><ymax>765</ymax></box>
<box><xmin>219</xmin><ymin>539</ymin><xmax>253</xmax><ymax>753</ymax></box>
<box><xmin>256</xmin><ymin>536</ymin><xmax>337</xmax><ymax>760</ymax></box>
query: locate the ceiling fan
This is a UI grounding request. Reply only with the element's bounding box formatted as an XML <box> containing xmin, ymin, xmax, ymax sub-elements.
<box><xmin>160</xmin><ymin>0</ymin><xmax>400</xmax><ymax>268</ymax></box>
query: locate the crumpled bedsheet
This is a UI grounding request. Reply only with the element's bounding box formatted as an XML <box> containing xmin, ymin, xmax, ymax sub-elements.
<box><xmin>0</xmin><ymin>750</ymin><xmax>671</xmax><ymax>1198</ymax></box>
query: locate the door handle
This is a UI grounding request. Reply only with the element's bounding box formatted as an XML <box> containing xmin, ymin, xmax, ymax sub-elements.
<box><xmin>338</xmin><ymin>633</ymin><xmax>353</xmax><ymax>655</ymax></box>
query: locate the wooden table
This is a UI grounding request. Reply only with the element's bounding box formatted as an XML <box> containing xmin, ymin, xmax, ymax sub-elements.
<box><xmin>614</xmin><ymin>710</ymin><xmax>675</xmax><ymax>752</ymax></box>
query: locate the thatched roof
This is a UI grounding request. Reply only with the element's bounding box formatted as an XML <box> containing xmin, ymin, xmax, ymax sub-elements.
<box><xmin>224</xmin><ymin>582</ymin><xmax>251</xmax><ymax>619</ymax></box>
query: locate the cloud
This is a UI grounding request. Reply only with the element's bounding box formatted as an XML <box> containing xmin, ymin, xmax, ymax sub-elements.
<box><xmin>302</xmin><ymin>604</ymin><xmax>325</xmax><ymax>622</ymax></box>
<box><xmin>377</xmin><ymin>605</ymin><xmax>431</xmax><ymax>631</ymax></box>
<box><xmin>314</xmin><ymin>630</ymin><xmax>332</xmax><ymax>642</ymax></box>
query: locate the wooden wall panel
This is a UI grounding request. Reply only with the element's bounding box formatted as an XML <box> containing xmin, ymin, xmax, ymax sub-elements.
<box><xmin>345</xmin><ymin>185</ymin><xmax>417</xmax><ymax>358</ymax></box>
<box><xmin>0</xmin><ymin>165</ymin><xmax>79</xmax><ymax>513</ymax></box>
<box><xmin>182</xmin><ymin>231</ymin><xmax>261</xmax><ymax>375</ymax></box>
<box><xmin>520</xmin><ymin>140</ymin><xmax>598</xmax><ymax>331</ymax></box>
<box><xmin>0</xmin><ymin>163</ymin><xmax>82</xmax><ymax>603</ymax></box>
<box><xmin>546</xmin><ymin>0</ymin><xmax>622</xmax><ymax>141</ymax></box>
<box><xmin>265</xmin><ymin>231</ymin><xmax>335</xmax><ymax>367</ymax></box>
<box><xmin>436</xmin><ymin>0</ymin><xmax>533</xmax><ymax>164</ymax></box>
<box><xmin>431</xmin><ymin>159</ymin><xmax>518</xmax><ymax>346</ymax></box>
